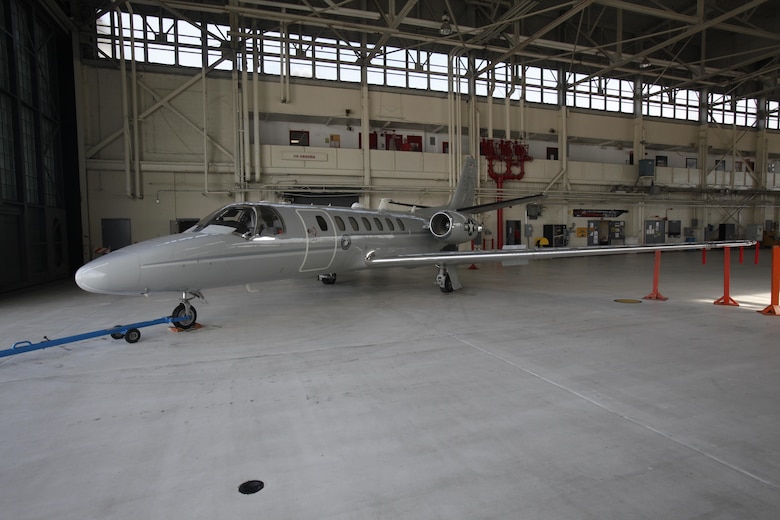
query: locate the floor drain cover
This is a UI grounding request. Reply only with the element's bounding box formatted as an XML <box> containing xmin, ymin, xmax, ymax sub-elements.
<box><xmin>614</xmin><ymin>298</ymin><xmax>642</xmax><ymax>304</ymax></box>
<box><xmin>238</xmin><ymin>480</ymin><xmax>264</xmax><ymax>495</ymax></box>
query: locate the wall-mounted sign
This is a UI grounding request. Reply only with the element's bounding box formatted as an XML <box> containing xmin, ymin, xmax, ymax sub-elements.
<box><xmin>282</xmin><ymin>151</ymin><xmax>329</xmax><ymax>162</ymax></box>
<box><xmin>573</xmin><ymin>209</ymin><xmax>628</xmax><ymax>218</ymax></box>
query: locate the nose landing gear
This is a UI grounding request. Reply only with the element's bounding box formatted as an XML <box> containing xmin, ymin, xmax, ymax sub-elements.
<box><xmin>172</xmin><ymin>291</ymin><xmax>204</xmax><ymax>329</ymax></box>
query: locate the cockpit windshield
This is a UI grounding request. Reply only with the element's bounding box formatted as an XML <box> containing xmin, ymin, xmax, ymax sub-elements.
<box><xmin>192</xmin><ymin>204</ymin><xmax>285</xmax><ymax>238</ymax></box>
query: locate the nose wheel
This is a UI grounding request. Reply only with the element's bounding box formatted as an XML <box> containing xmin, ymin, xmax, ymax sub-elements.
<box><xmin>172</xmin><ymin>303</ymin><xmax>198</xmax><ymax>329</ymax></box>
<box><xmin>171</xmin><ymin>291</ymin><xmax>202</xmax><ymax>329</ymax></box>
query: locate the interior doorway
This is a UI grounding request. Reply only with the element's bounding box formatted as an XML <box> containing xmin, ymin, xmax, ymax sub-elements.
<box><xmin>101</xmin><ymin>218</ymin><xmax>132</xmax><ymax>251</ymax></box>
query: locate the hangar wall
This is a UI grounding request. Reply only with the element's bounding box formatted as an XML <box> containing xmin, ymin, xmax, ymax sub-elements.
<box><xmin>0</xmin><ymin>0</ymin><xmax>81</xmax><ymax>293</ymax></box>
<box><xmin>79</xmin><ymin>65</ymin><xmax>780</xmax><ymax>257</ymax></box>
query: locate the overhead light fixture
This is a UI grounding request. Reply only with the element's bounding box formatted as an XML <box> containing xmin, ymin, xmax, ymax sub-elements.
<box><xmin>440</xmin><ymin>13</ymin><xmax>452</xmax><ymax>36</ymax></box>
<box><xmin>638</xmin><ymin>57</ymin><xmax>652</xmax><ymax>69</ymax></box>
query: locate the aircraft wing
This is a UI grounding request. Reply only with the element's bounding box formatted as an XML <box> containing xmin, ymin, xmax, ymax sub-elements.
<box><xmin>364</xmin><ymin>241</ymin><xmax>756</xmax><ymax>267</ymax></box>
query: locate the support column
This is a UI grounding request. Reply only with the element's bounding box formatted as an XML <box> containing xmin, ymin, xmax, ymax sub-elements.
<box><xmin>759</xmin><ymin>246</ymin><xmax>780</xmax><ymax>316</ymax></box>
<box><xmin>643</xmin><ymin>250</ymin><xmax>668</xmax><ymax>301</ymax></box>
<box><xmin>698</xmin><ymin>88</ymin><xmax>709</xmax><ymax>190</ymax></box>
<box><xmin>714</xmin><ymin>247</ymin><xmax>739</xmax><ymax>306</ymax></box>
<box><xmin>360</xmin><ymin>47</ymin><xmax>371</xmax><ymax>208</ymax></box>
<box><xmin>73</xmin><ymin>30</ymin><xmax>91</xmax><ymax>261</ymax></box>
<box><xmin>756</xmin><ymin>96</ymin><xmax>768</xmax><ymax>190</ymax></box>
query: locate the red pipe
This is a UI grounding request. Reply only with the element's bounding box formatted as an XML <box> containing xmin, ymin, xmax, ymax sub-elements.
<box><xmin>485</xmin><ymin>139</ymin><xmax>532</xmax><ymax>250</ymax></box>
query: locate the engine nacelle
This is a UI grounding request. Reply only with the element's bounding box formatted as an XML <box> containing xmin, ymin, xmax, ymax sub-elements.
<box><xmin>429</xmin><ymin>211</ymin><xmax>481</xmax><ymax>244</ymax></box>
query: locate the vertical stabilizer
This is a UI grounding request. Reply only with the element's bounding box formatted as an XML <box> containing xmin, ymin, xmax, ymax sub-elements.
<box><xmin>446</xmin><ymin>157</ymin><xmax>477</xmax><ymax>210</ymax></box>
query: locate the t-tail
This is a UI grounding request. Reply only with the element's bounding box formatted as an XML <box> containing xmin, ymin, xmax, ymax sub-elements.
<box><xmin>443</xmin><ymin>156</ymin><xmax>546</xmax><ymax>214</ymax></box>
<box><xmin>445</xmin><ymin>157</ymin><xmax>479</xmax><ymax>210</ymax></box>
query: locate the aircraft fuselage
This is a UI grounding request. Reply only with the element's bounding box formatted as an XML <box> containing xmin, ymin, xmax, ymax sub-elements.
<box><xmin>75</xmin><ymin>202</ymin><xmax>447</xmax><ymax>295</ymax></box>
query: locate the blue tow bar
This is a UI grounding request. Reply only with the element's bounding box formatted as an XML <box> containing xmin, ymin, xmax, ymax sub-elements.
<box><xmin>1</xmin><ymin>315</ymin><xmax>192</xmax><ymax>359</ymax></box>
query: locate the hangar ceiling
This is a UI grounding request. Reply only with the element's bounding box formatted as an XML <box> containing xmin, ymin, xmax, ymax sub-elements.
<box><xmin>61</xmin><ymin>0</ymin><xmax>780</xmax><ymax>101</ymax></box>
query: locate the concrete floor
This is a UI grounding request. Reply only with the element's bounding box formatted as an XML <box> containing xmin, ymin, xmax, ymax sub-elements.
<box><xmin>1</xmin><ymin>249</ymin><xmax>779</xmax><ymax>519</ymax></box>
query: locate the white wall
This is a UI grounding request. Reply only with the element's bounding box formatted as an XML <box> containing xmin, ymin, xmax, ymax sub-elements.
<box><xmin>79</xmin><ymin>66</ymin><xmax>780</xmax><ymax>254</ymax></box>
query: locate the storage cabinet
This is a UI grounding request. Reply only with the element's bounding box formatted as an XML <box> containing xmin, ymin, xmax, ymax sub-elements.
<box><xmin>543</xmin><ymin>224</ymin><xmax>568</xmax><ymax>247</ymax></box>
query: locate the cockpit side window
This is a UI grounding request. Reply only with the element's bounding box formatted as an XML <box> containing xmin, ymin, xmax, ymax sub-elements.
<box><xmin>257</xmin><ymin>206</ymin><xmax>285</xmax><ymax>236</ymax></box>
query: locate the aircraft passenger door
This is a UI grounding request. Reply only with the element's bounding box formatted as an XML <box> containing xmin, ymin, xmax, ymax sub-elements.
<box><xmin>295</xmin><ymin>209</ymin><xmax>337</xmax><ymax>272</ymax></box>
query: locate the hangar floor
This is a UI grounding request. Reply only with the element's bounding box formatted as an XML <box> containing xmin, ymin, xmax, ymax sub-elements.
<box><xmin>1</xmin><ymin>249</ymin><xmax>779</xmax><ymax>519</ymax></box>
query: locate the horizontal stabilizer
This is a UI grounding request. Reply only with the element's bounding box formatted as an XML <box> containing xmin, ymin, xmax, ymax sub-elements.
<box><xmin>457</xmin><ymin>193</ymin><xmax>547</xmax><ymax>214</ymax></box>
<box><xmin>387</xmin><ymin>200</ymin><xmax>429</xmax><ymax>209</ymax></box>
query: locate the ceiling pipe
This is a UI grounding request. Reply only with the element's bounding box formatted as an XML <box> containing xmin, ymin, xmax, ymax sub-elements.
<box><xmin>115</xmin><ymin>7</ymin><xmax>134</xmax><ymax>199</ymax></box>
<box><xmin>252</xmin><ymin>20</ymin><xmax>262</xmax><ymax>184</ymax></box>
<box><xmin>127</xmin><ymin>3</ymin><xmax>143</xmax><ymax>199</ymax></box>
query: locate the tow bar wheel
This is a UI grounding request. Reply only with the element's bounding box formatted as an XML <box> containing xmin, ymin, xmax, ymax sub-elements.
<box><xmin>124</xmin><ymin>328</ymin><xmax>141</xmax><ymax>343</ymax></box>
<box><xmin>110</xmin><ymin>326</ymin><xmax>125</xmax><ymax>340</ymax></box>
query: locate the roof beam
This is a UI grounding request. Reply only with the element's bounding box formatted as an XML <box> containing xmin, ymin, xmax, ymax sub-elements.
<box><xmin>594</xmin><ymin>0</ymin><xmax>780</xmax><ymax>40</ymax></box>
<box><xmin>475</xmin><ymin>0</ymin><xmax>596</xmax><ymax>77</ymax></box>
<box><xmin>362</xmin><ymin>0</ymin><xmax>419</xmax><ymax>64</ymax></box>
<box><xmin>574</xmin><ymin>0</ymin><xmax>770</xmax><ymax>87</ymax></box>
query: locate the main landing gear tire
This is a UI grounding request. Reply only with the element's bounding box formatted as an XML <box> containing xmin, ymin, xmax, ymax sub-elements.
<box><xmin>319</xmin><ymin>273</ymin><xmax>337</xmax><ymax>285</ymax></box>
<box><xmin>172</xmin><ymin>303</ymin><xmax>198</xmax><ymax>330</ymax></box>
<box><xmin>440</xmin><ymin>274</ymin><xmax>454</xmax><ymax>294</ymax></box>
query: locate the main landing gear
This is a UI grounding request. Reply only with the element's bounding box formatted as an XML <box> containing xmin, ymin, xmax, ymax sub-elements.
<box><xmin>435</xmin><ymin>264</ymin><xmax>462</xmax><ymax>293</ymax></box>
<box><xmin>318</xmin><ymin>273</ymin><xmax>337</xmax><ymax>285</ymax></box>
<box><xmin>171</xmin><ymin>291</ymin><xmax>203</xmax><ymax>329</ymax></box>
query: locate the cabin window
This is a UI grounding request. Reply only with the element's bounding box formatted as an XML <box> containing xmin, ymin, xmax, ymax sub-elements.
<box><xmin>373</xmin><ymin>218</ymin><xmax>384</xmax><ymax>231</ymax></box>
<box><xmin>348</xmin><ymin>217</ymin><xmax>359</xmax><ymax>231</ymax></box>
<box><xmin>396</xmin><ymin>219</ymin><xmax>405</xmax><ymax>231</ymax></box>
<box><xmin>334</xmin><ymin>216</ymin><xmax>346</xmax><ymax>231</ymax></box>
<box><xmin>385</xmin><ymin>218</ymin><xmax>395</xmax><ymax>231</ymax></box>
<box><xmin>361</xmin><ymin>217</ymin><xmax>371</xmax><ymax>231</ymax></box>
<box><xmin>316</xmin><ymin>216</ymin><xmax>328</xmax><ymax>231</ymax></box>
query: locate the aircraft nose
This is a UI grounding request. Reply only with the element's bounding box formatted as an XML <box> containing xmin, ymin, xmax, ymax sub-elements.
<box><xmin>75</xmin><ymin>251</ymin><xmax>141</xmax><ymax>294</ymax></box>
